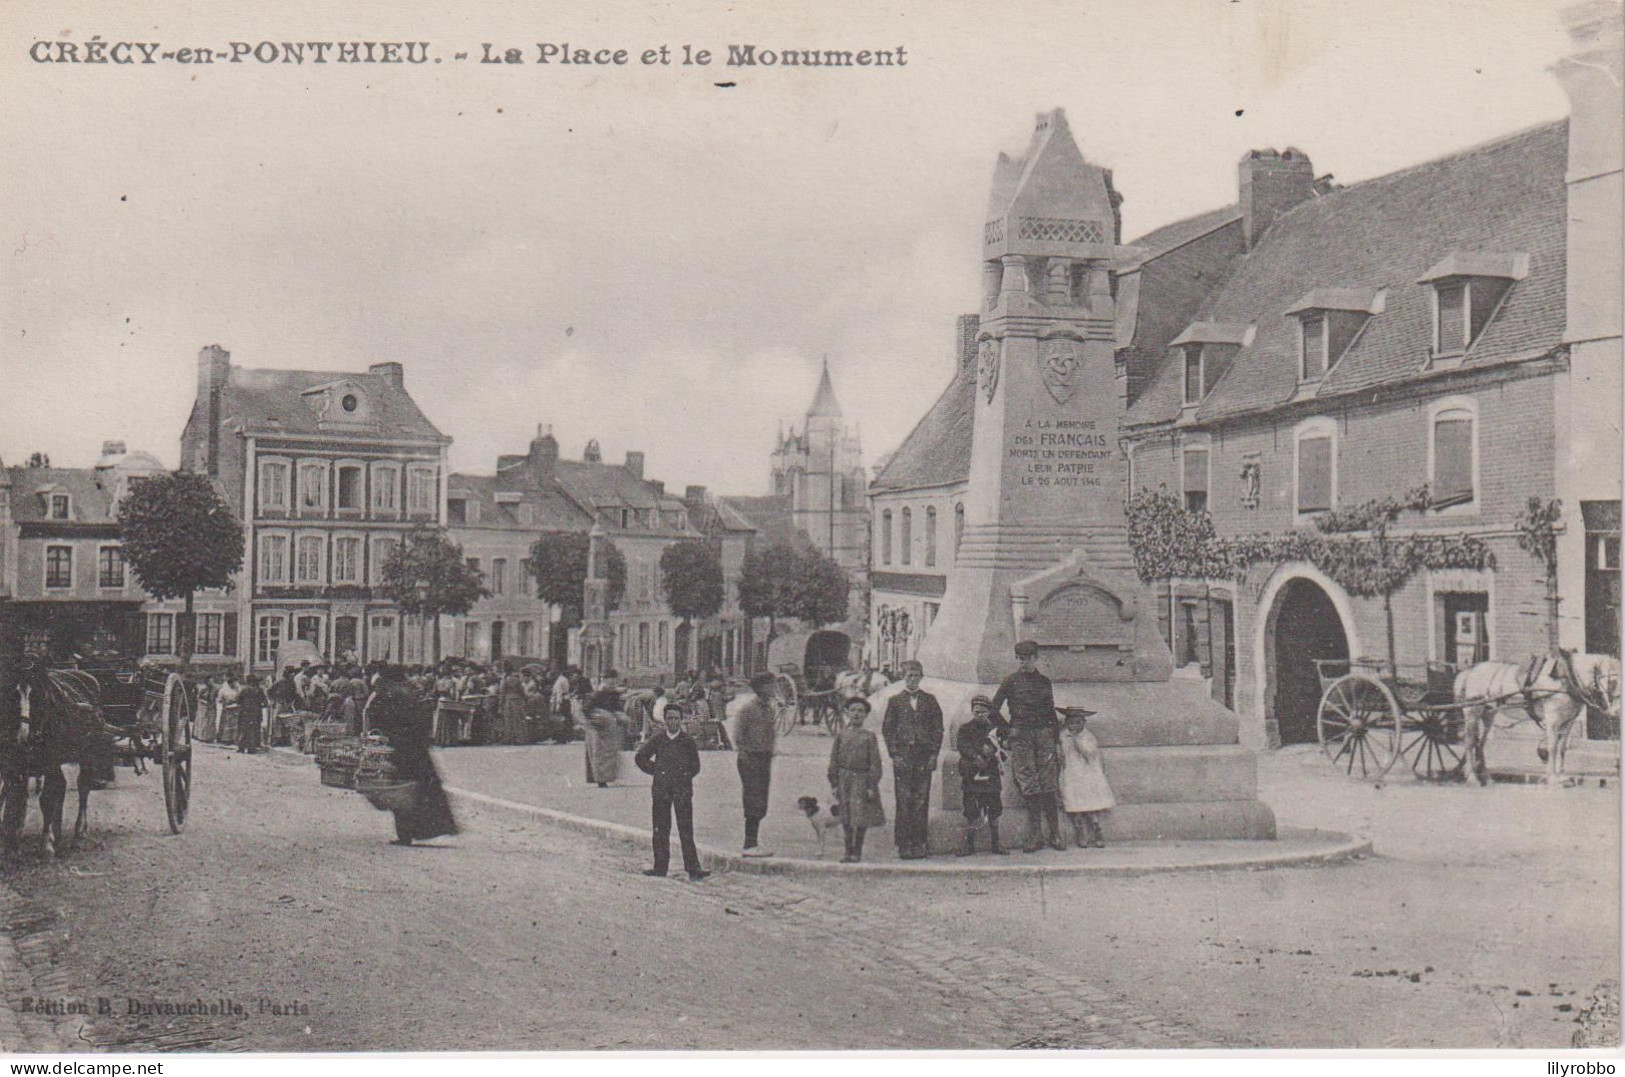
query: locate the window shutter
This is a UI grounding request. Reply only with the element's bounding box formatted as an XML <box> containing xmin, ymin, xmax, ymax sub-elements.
<box><xmin>1183</xmin><ymin>347</ymin><xmax>1204</xmax><ymax>404</ymax></box>
<box><xmin>1298</xmin><ymin>437</ymin><xmax>1332</xmax><ymax>512</ymax></box>
<box><xmin>223</xmin><ymin>613</ymin><xmax>238</xmax><ymax>656</ymax></box>
<box><xmin>1433</xmin><ymin>417</ymin><xmax>1474</xmax><ymax>506</ymax></box>
<box><xmin>1436</xmin><ymin>283</ymin><xmax>1466</xmax><ymax>352</ymax></box>
<box><xmin>1301</xmin><ymin>317</ymin><xmax>1327</xmax><ymax>379</ymax></box>
<box><xmin>1183</xmin><ymin>450</ymin><xmax>1210</xmax><ymax>495</ymax></box>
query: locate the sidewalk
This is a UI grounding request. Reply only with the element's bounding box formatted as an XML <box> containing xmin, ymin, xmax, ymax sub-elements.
<box><xmin>434</xmin><ymin>727</ymin><xmax>1369</xmax><ymax>874</ymax></box>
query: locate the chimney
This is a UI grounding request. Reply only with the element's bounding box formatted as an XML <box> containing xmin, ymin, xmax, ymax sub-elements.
<box><xmin>528</xmin><ymin>423</ymin><xmax>559</xmax><ymax>481</ymax></box>
<box><xmin>685</xmin><ymin>484</ymin><xmax>708</xmax><ymax>503</ymax></box>
<box><xmin>1102</xmin><ymin>168</ymin><xmax>1125</xmax><ymax>245</ymax></box>
<box><xmin>1238</xmin><ymin>148</ymin><xmax>1315</xmax><ymax>250</ymax></box>
<box><xmin>197</xmin><ymin>345</ymin><xmax>230</xmax><ymax>478</ymax></box>
<box><xmin>624</xmin><ymin>451</ymin><xmax>645</xmax><ymax>480</ymax></box>
<box><xmin>369</xmin><ymin>361</ymin><xmax>404</xmax><ymax>390</ymax></box>
<box><xmin>647</xmin><ymin>479</ymin><xmax>665</xmax><ymax>495</ymax></box>
<box><xmin>955</xmin><ymin>314</ymin><xmax>980</xmax><ymax>376</ymax></box>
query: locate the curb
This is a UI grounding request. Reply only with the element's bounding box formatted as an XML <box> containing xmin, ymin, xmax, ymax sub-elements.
<box><xmin>444</xmin><ymin>786</ymin><xmax>1373</xmax><ymax>877</ymax></box>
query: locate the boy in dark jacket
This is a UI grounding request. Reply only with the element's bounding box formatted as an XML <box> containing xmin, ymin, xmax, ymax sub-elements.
<box><xmin>634</xmin><ymin>704</ymin><xmax>710</xmax><ymax>880</ymax></box>
<box><xmin>955</xmin><ymin>695</ymin><xmax>1009</xmax><ymax>856</ymax></box>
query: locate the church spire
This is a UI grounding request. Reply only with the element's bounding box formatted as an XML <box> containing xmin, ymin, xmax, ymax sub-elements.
<box><xmin>807</xmin><ymin>356</ymin><xmax>842</xmax><ymax>419</ymax></box>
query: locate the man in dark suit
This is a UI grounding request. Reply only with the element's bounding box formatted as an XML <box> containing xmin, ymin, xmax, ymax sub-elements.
<box><xmin>634</xmin><ymin>703</ymin><xmax>710</xmax><ymax>880</ymax></box>
<box><xmin>881</xmin><ymin>659</ymin><xmax>944</xmax><ymax>859</ymax></box>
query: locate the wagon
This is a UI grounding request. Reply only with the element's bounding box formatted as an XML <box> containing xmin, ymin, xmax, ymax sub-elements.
<box><xmin>65</xmin><ymin>664</ymin><xmax>196</xmax><ymax>833</ymax></box>
<box><xmin>1313</xmin><ymin>658</ymin><xmax>1470</xmax><ymax>782</ymax></box>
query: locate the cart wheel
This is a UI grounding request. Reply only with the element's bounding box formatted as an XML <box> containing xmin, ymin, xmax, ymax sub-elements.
<box><xmin>1317</xmin><ymin>672</ymin><xmax>1401</xmax><ymax>780</ymax></box>
<box><xmin>1399</xmin><ymin>709</ymin><xmax>1466</xmax><ymax>782</ymax></box>
<box><xmin>160</xmin><ymin>673</ymin><xmax>193</xmax><ymax>834</ymax></box>
<box><xmin>772</xmin><ymin>674</ymin><xmax>799</xmax><ymax>736</ymax></box>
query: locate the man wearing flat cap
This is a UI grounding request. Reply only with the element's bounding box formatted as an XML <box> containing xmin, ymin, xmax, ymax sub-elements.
<box><xmin>733</xmin><ymin>671</ymin><xmax>780</xmax><ymax>857</ymax></box>
<box><xmin>988</xmin><ymin>640</ymin><xmax>1066</xmax><ymax>852</ymax></box>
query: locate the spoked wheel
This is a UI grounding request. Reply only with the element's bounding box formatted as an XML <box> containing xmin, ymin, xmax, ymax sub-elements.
<box><xmin>772</xmin><ymin>674</ymin><xmax>799</xmax><ymax>737</ymax></box>
<box><xmin>1317</xmin><ymin>672</ymin><xmax>1402</xmax><ymax>780</ymax></box>
<box><xmin>1398</xmin><ymin>709</ymin><xmax>1466</xmax><ymax>781</ymax></box>
<box><xmin>160</xmin><ymin>673</ymin><xmax>193</xmax><ymax>834</ymax></box>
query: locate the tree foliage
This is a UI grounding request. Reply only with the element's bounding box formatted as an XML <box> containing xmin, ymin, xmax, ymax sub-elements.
<box><xmin>117</xmin><ymin>471</ymin><xmax>244</xmax><ymax>602</ymax></box>
<box><xmin>528</xmin><ymin>531</ymin><xmax>626</xmax><ymax>620</ymax></box>
<box><xmin>378</xmin><ymin>527</ymin><xmax>489</xmax><ymax>620</ymax></box>
<box><xmin>659</xmin><ymin>539</ymin><xmax>724</xmax><ymax>622</ymax></box>
<box><xmin>738</xmin><ymin>542</ymin><xmax>850</xmax><ymax>629</ymax></box>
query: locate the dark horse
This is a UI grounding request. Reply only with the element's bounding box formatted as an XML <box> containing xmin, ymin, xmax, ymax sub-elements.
<box><xmin>1</xmin><ymin>661</ymin><xmax>117</xmax><ymax>857</ymax></box>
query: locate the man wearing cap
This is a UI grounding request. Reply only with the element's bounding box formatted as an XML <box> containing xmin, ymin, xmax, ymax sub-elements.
<box><xmin>988</xmin><ymin>640</ymin><xmax>1066</xmax><ymax>853</ymax></box>
<box><xmin>881</xmin><ymin>659</ymin><xmax>943</xmax><ymax>859</ymax></box>
<box><xmin>733</xmin><ymin>672</ymin><xmax>780</xmax><ymax>857</ymax></box>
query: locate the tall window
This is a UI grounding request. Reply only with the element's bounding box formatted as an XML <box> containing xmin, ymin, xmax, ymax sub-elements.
<box><xmin>196</xmin><ymin>613</ymin><xmax>224</xmax><ymax>655</ymax></box>
<box><xmin>372</xmin><ymin>465</ymin><xmax>399</xmax><ymax>515</ymax></box>
<box><xmin>517</xmin><ymin>621</ymin><xmax>533</xmax><ymax>657</ymax></box>
<box><xmin>98</xmin><ymin>545</ymin><xmax>125</xmax><ymax>589</ymax></box>
<box><xmin>259</xmin><ymin>460</ymin><xmax>290</xmax><ymax>513</ymax></box>
<box><xmin>259</xmin><ymin>533</ymin><xmax>289</xmax><ymax>584</ymax></box>
<box><xmin>1295</xmin><ymin>420</ymin><xmax>1336</xmax><ymax>515</ymax></box>
<box><xmin>1430</xmin><ymin>401</ymin><xmax>1477</xmax><ymax>510</ymax></box>
<box><xmin>881</xmin><ymin>510</ymin><xmax>893</xmax><ymax>565</ymax></box>
<box><xmin>901</xmin><ymin>508</ymin><xmax>913</xmax><ymax>565</ymax></box>
<box><xmin>954</xmin><ymin>503</ymin><xmax>965</xmax><ymax>560</ymax></box>
<box><xmin>333</xmin><ymin>536</ymin><xmax>362</xmax><ymax>583</ymax></box>
<box><xmin>1183</xmin><ymin>450</ymin><xmax>1210</xmax><ymax>515</ymax></box>
<box><xmin>464</xmin><ymin>621</ymin><xmax>480</xmax><ymax>658</ymax></box>
<box><xmin>46</xmin><ymin>545</ymin><xmax>72</xmax><ymax>589</ymax></box>
<box><xmin>336</xmin><ymin>465</ymin><xmax>363</xmax><ymax>511</ymax></box>
<box><xmin>298</xmin><ymin>463</ymin><xmax>326</xmax><ymax>514</ymax></box>
<box><xmin>147</xmin><ymin>613</ymin><xmax>174</xmax><ymax>655</ymax></box>
<box><xmin>1183</xmin><ymin>346</ymin><xmax>1205</xmax><ymax>404</ymax></box>
<box><xmin>925</xmin><ymin>506</ymin><xmax>938</xmax><ymax>566</ymax></box>
<box><xmin>492</xmin><ymin>558</ymin><xmax>507</xmax><ymax>595</ymax></box>
<box><xmin>1434</xmin><ymin>282</ymin><xmax>1467</xmax><ymax>354</ymax></box>
<box><xmin>256</xmin><ymin>614</ymin><xmax>283</xmax><ymax>666</ymax></box>
<box><xmin>520</xmin><ymin>561</ymin><xmax>532</xmax><ymax>596</ymax></box>
<box><xmin>408</xmin><ymin>467</ymin><xmax>436</xmax><ymax>515</ymax></box>
<box><xmin>48</xmin><ymin>494</ymin><xmax>69</xmax><ymax>520</ymax></box>
<box><xmin>639</xmin><ymin>623</ymin><xmax>651</xmax><ymax>667</ymax></box>
<box><xmin>658</xmin><ymin>622</ymin><xmax>669</xmax><ymax>664</ymax></box>
<box><xmin>372</xmin><ymin>537</ymin><xmax>398</xmax><ymax>585</ymax></box>
<box><xmin>1300</xmin><ymin>315</ymin><xmax>1328</xmax><ymax>380</ymax></box>
<box><xmin>295</xmin><ymin>534</ymin><xmax>325</xmax><ymax>584</ymax></box>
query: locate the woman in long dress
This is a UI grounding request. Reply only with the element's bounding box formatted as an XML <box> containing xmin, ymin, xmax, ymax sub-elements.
<box><xmin>499</xmin><ymin>667</ymin><xmax>527</xmax><ymax>745</ymax></box>
<box><xmin>366</xmin><ymin>666</ymin><xmax>458</xmax><ymax>846</ymax></box>
<box><xmin>583</xmin><ymin>671</ymin><xmax>625</xmax><ymax>787</ymax></box>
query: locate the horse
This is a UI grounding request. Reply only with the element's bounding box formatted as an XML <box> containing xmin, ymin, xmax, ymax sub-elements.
<box><xmin>834</xmin><ymin>668</ymin><xmax>887</xmax><ymax>701</ymax></box>
<box><xmin>1</xmin><ymin>663</ymin><xmax>118</xmax><ymax>857</ymax></box>
<box><xmin>1453</xmin><ymin>651</ymin><xmax>1620</xmax><ymax>786</ymax></box>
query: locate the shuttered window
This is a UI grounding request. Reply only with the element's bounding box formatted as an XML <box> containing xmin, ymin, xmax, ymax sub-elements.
<box><xmin>1183</xmin><ymin>450</ymin><xmax>1210</xmax><ymax>514</ymax></box>
<box><xmin>1301</xmin><ymin>316</ymin><xmax>1327</xmax><ymax>379</ymax></box>
<box><xmin>1433</xmin><ymin>413</ymin><xmax>1475</xmax><ymax>508</ymax></box>
<box><xmin>1297</xmin><ymin>437</ymin><xmax>1333</xmax><ymax>513</ymax></box>
<box><xmin>1183</xmin><ymin>347</ymin><xmax>1204</xmax><ymax>404</ymax></box>
<box><xmin>1436</xmin><ymin>283</ymin><xmax>1467</xmax><ymax>353</ymax></box>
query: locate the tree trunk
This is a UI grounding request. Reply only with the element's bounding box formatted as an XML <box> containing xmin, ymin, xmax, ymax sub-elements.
<box><xmin>432</xmin><ymin>612</ymin><xmax>442</xmax><ymax>666</ymax></box>
<box><xmin>179</xmin><ymin>590</ymin><xmax>195</xmax><ymax>674</ymax></box>
<box><xmin>1545</xmin><ymin>562</ymin><xmax>1561</xmax><ymax>653</ymax></box>
<box><xmin>1383</xmin><ymin>591</ymin><xmax>1398</xmax><ymax>682</ymax></box>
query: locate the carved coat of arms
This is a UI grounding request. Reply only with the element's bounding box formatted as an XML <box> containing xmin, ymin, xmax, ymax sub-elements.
<box><xmin>1041</xmin><ymin>341</ymin><xmax>1080</xmax><ymax>405</ymax></box>
<box><xmin>977</xmin><ymin>338</ymin><xmax>1000</xmax><ymax>404</ymax></box>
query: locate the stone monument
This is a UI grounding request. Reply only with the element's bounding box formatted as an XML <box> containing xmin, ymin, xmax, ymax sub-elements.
<box><xmin>911</xmin><ymin>109</ymin><xmax>1275</xmax><ymax>841</ymax></box>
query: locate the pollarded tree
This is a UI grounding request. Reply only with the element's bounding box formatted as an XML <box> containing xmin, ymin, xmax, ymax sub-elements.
<box><xmin>660</xmin><ymin>538</ymin><xmax>725</xmax><ymax>627</ymax></box>
<box><xmin>377</xmin><ymin>526</ymin><xmax>489</xmax><ymax>665</ymax></box>
<box><xmin>789</xmin><ymin>545</ymin><xmax>851</xmax><ymax>628</ymax></box>
<box><xmin>528</xmin><ymin>531</ymin><xmax>627</xmax><ymax>628</ymax></box>
<box><xmin>737</xmin><ymin>542</ymin><xmax>801</xmax><ymax>647</ymax></box>
<box><xmin>117</xmin><ymin>471</ymin><xmax>244</xmax><ymax>667</ymax></box>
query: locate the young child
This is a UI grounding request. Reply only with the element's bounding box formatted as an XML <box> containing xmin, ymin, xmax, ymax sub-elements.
<box><xmin>827</xmin><ymin>696</ymin><xmax>885</xmax><ymax>863</ymax></box>
<box><xmin>955</xmin><ymin>696</ymin><xmax>1010</xmax><ymax>856</ymax></box>
<box><xmin>1058</xmin><ymin>708</ymin><xmax>1114</xmax><ymax>848</ymax></box>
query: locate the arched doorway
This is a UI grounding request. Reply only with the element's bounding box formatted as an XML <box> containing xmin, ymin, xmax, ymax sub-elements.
<box><xmin>1266</xmin><ymin>577</ymin><xmax>1350</xmax><ymax>745</ymax></box>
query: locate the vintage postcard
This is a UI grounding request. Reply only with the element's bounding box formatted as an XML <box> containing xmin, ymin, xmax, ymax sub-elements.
<box><xmin>0</xmin><ymin>0</ymin><xmax>1618</xmax><ymax>1060</ymax></box>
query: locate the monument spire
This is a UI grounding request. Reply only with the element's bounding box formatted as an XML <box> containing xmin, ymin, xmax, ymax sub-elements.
<box><xmin>807</xmin><ymin>356</ymin><xmax>842</xmax><ymax>419</ymax></box>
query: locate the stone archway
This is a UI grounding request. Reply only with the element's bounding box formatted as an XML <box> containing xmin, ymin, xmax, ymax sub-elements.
<box><xmin>1255</xmin><ymin>565</ymin><xmax>1359</xmax><ymax>747</ymax></box>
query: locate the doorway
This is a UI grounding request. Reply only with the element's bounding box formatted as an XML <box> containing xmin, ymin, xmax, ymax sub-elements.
<box><xmin>1267</xmin><ymin>578</ymin><xmax>1349</xmax><ymax>745</ymax></box>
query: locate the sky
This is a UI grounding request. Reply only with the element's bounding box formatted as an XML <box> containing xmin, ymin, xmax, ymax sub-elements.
<box><xmin>0</xmin><ymin>0</ymin><xmax>1581</xmax><ymax>496</ymax></box>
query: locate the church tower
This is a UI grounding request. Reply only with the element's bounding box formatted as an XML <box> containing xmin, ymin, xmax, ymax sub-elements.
<box><xmin>770</xmin><ymin>359</ymin><xmax>867</xmax><ymax>575</ymax></box>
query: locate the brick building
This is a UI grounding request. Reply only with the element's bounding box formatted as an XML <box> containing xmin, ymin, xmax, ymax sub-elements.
<box><xmin>177</xmin><ymin>346</ymin><xmax>452</xmax><ymax>670</ymax></box>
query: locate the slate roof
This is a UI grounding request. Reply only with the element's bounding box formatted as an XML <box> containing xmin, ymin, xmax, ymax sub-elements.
<box><xmin>5</xmin><ymin>468</ymin><xmax>119</xmax><ymax>524</ymax></box>
<box><xmin>214</xmin><ymin>366</ymin><xmax>447</xmax><ymax>442</ymax></box>
<box><xmin>807</xmin><ymin>361</ymin><xmax>843</xmax><ymax>418</ymax></box>
<box><xmin>1126</xmin><ymin>120</ymin><xmax>1569</xmax><ymax>428</ymax></box>
<box><xmin>552</xmin><ymin>460</ymin><xmax>700</xmax><ymax>538</ymax></box>
<box><xmin>720</xmin><ymin>494</ymin><xmax>806</xmax><ymax>547</ymax></box>
<box><xmin>445</xmin><ymin>472</ymin><xmax>591</xmax><ymax>532</ymax></box>
<box><xmin>868</xmin><ymin>370</ymin><xmax>976</xmax><ymax>493</ymax></box>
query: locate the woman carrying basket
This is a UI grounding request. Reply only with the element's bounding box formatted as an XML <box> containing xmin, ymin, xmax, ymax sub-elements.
<box><xmin>366</xmin><ymin>665</ymin><xmax>459</xmax><ymax>846</ymax></box>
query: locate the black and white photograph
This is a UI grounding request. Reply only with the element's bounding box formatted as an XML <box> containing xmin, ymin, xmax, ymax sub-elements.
<box><xmin>0</xmin><ymin>0</ymin><xmax>1619</xmax><ymax>1060</ymax></box>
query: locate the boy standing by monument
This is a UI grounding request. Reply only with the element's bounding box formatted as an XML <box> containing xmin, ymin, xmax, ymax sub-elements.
<box><xmin>988</xmin><ymin>640</ymin><xmax>1066</xmax><ymax>853</ymax></box>
<box><xmin>881</xmin><ymin>659</ymin><xmax>944</xmax><ymax>859</ymax></box>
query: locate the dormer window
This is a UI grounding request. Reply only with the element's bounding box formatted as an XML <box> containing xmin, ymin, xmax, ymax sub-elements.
<box><xmin>1286</xmin><ymin>288</ymin><xmax>1384</xmax><ymax>382</ymax></box>
<box><xmin>1418</xmin><ymin>254</ymin><xmax>1527</xmax><ymax>360</ymax></box>
<box><xmin>48</xmin><ymin>493</ymin><xmax>69</xmax><ymax>520</ymax></box>
<box><xmin>1169</xmin><ymin>323</ymin><xmax>1251</xmax><ymax>406</ymax></box>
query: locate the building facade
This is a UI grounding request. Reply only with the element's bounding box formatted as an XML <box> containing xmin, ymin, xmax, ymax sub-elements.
<box><xmin>177</xmin><ymin>346</ymin><xmax>451</xmax><ymax>671</ymax></box>
<box><xmin>769</xmin><ymin>360</ymin><xmax>869</xmax><ymax>576</ymax></box>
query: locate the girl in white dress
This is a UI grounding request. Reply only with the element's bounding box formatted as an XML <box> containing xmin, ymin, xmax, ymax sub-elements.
<box><xmin>1058</xmin><ymin>709</ymin><xmax>1114</xmax><ymax>848</ymax></box>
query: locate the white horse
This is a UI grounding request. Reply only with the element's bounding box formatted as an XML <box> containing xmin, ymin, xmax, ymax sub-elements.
<box><xmin>834</xmin><ymin>668</ymin><xmax>888</xmax><ymax>700</ymax></box>
<box><xmin>1454</xmin><ymin>652</ymin><xmax>1620</xmax><ymax>786</ymax></box>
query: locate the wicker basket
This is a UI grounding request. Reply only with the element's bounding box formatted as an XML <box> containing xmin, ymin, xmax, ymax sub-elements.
<box><xmin>355</xmin><ymin>777</ymin><xmax>420</xmax><ymax>813</ymax></box>
<box><xmin>319</xmin><ymin>764</ymin><xmax>357</xmax><ymax>789</ymax></box>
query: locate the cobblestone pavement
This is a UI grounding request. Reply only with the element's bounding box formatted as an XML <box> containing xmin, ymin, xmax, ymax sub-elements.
<box><xmin>0</xmin><ymin>745</ymin><xmax>1224</xmax><ymax>1051</ymax></box>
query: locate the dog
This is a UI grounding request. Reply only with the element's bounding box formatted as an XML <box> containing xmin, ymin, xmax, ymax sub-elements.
<box><xmin>796</xmin><ymin>795</ymin><xmax>843</xmax><ymax>859</ymax></box>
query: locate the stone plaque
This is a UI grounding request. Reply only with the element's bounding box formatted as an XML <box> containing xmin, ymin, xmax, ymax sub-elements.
<box><xmin>1033</xmin><ymin>584</ymin><xmax>1130</xmax><ymax>647</ymax></box>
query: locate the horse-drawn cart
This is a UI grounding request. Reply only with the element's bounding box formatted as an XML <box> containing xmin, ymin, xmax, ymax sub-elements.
<box><xmin>128</xmin><ymin>668</ymin><xmax>195</xmax><ymax>833</ymax></box>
